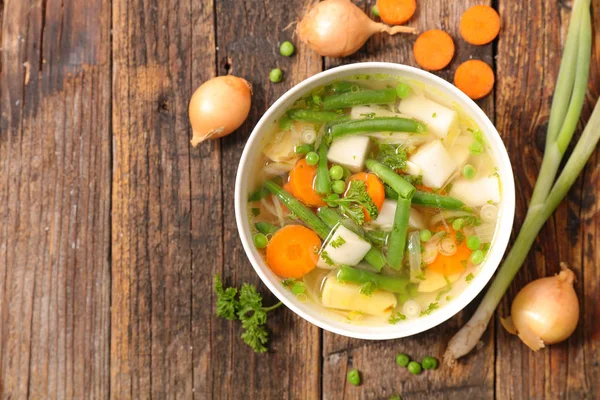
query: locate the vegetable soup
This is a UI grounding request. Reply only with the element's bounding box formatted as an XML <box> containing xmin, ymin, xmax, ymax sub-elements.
<box><xmin>247</xmin><ymin>74</ymin><xmax>503</xmax><ymax>325</ymax></box>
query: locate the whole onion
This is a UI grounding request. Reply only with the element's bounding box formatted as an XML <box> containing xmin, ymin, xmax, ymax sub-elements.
<box><xmin>189</xmin><ymin>75</ymin><xmax>252</xmax><ymax>146</ymax></box>
<box><xmin>501</xmin><ymin>263</ymin><xmax>579</xmax><ymax>351</ymax></box>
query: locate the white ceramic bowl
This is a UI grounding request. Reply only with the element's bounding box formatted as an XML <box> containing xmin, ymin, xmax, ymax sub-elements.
<box><xmin>235</xmin><ymin>62</ymin><xmax>515</xmax><ymax>340</ymax></box>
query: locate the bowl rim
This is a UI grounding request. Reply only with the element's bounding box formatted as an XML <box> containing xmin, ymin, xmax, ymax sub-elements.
<box><xmin>234</xmin><ymin>62</ymin><xmax>515</xmax><ymax>340</ymax></box>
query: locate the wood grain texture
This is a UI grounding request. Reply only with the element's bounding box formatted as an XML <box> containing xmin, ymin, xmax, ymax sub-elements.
<box><xmin>495</xmin><ymin>1</ymin><xmax>600</xmax><ymax>399</ymax></box>
<box><xmin>211</xmin><ymin>0</ymin><xmax>323</xmax><ymax>398</ymax></box>
<box><xmin>110</xmin><ymin>0</ymin><xmax>195</xmax><ymax>398</ymax></box>
<box><xmin>0</xmin><ymin>0</ymin><xmax>599</xmax><ymax>398</ymax></box>
<box><xmin>0</xmin><ymin>0</ymin><xmax>112</xmax><ymax>398</ymax></box>
<box><xmin>323</xmin><ymin>1</ymin><xmax>495</xmax><ymax>399</ymax></box>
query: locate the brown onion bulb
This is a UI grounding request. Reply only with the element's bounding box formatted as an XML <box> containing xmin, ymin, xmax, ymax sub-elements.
<box><xmin>189</xmin><ymin>76</ymin><xmax>252</xmax><ymax>146</ymax></box>
<box><xmin>297</xmin><ymin>0</ymin><xmax>416</xmax><ymax>58</ymax></box>
<box><xmin>501</xmin><ymin>263</ymin><xmax>579</xmax><ymax>351</ymax></box>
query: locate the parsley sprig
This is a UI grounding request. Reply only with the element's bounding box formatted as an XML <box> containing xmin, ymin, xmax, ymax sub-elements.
<box><xmin>214</xmin><ymin>275</ymin><xmax>282</xmax><ymax>353</ymax></box>
<box><xmin>325</xmin><ymin>180</ymin><xmax>378</xmax><ymax>225</ymax></box>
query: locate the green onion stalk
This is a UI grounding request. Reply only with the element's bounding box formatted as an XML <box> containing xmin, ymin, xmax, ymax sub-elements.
<box><xmin>444</xmin><ymin>0</ymin><xmax>597</xmax><ymax>365</ymax></box>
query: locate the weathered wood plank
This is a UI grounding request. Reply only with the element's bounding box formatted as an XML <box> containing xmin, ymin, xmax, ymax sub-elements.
<box><xmin>111</xmin><ymin>0</ymin><xmax>195</xmax><ymax>397</ymax></box>
<box><xmin>322</xmin><ymin>1</ymin><xmax>495</xmax><ymax>399</ymax></box>
<box><xmin>495</xmin><ymin>0</ymin><xmax>600</xmax><ymax>399</ymax></box>
<box><xmin>189</xmin><ymin>1</ymin><xmax>221</xmax><ymax>399</ymax></box>
<box><xmin>0</xmin><ymin>0</ymin><xmax>112</xmax><ymax>398</ymax></box>
<box><xmin>212</xmin><ymin>0</ymin><xmax>322</xmax><ymax>398</ymax></box>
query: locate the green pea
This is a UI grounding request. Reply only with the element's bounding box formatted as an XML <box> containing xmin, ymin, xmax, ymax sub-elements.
<box><xmin>470</xmin><ymin>249</ymin><xmax>485</xmax><ymax>264</ymax></box>
<box><xmin>295</xmin><ymin>144</ymin><xmax>314</xmax><ymax>155</ymax></box>
<box><xmin>347</xmin><ymin>369</ymin><xmax>361</xmax><ymax>386</ymax></box>
<box><xmin>452</xmin><ymin>218</ymin><xmax>464</xmax><ymax>230</ymax></box>
<box><xmin>466</xmin><ymin>236</ymin><xmax>481</xmax><ymax>250</ymax></box>
<box><xmin>396</xmin><ymin>83</ymin><xmax>410</xmax><ymax>99</ymax></box>
<box><xmin>395</xmin><ymin>353</ymin><xmax>410</xmax><ymax>367</ymax></box>
<box><xmin>329</xmin><ymin>165</ymin><xmax>344</xmax><ymax>180</ymax></box>
<box><xmin>305</xmin><ymin>151</ymin><xmax>319</xmax><ymax>165</ymax></box>
<box><xmin>253</xmin><ymin>233</ymin><xmax>268</xmax><ymax>249</ymax></box>
<box><xmin>469</xmin><ymin>141</ymin><xmax>484</xmax><ymax>155</ymax></box>
<box><xmin>419</xmin><ymin>229</ymin><xmax>432</xmax><ymax>242</ymax></box>
<box><xmin>407</xmin><ymin>361</ymin><xmax>422</xmax><ymax>375</ymax></box>
<box><xmin>421</xmin><ymin>356</ymin><xmax>438</xmax><ymax>370</ymax></box>
<box><xmin>332</xmin><ymin>180</ymin><xmax>346</xmax><ymax>194</ymax></box>
<box><xmin>291</xmin><ymin>282</ymin><xmax>305</xmax><ymax>295</ymax></box>
<box><xmin>269</xmin><ymin>68</ymin><xmax>283</xmax><ymax>83</ymax></box>
<box><xmin>463</xmin><ymin>164</ymin><xmax>477</xmax><ymax>179</ymax></box>
<box><xmin>279</xmin><ymin>41</ymin><xmax>295</xmax><ymax>57</ymax></box>
<box><xmin>371</xmin><ymin>5</ymin><xmax>380</xmax><ymax>17</ymax></box>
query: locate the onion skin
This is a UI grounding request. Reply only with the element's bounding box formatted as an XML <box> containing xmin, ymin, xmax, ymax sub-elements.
<box><xmin>297</xmin><ymin>0</ymin><xmax>416</xmax><ymax>58</ymax></box>
<box><xmin>502</xmin><ymin>263</ymin><xmax>579</xmax><ymax>351</ymax></box>
<box><xmin>189</xmin><ymin>76</ymin><xmax>252</xmax><ymax>147</ymax></box>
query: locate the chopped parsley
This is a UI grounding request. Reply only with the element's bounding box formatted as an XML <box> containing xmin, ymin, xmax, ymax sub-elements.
<box><xmin>375</xmin><ymin>143</ymin><xmax>407</xmax><ymax>171</ymax></box>
<box><xmin>455</xmin><ymin>230</ymin><xmax>465</xmax><ymax>245</ymax></box>
<box><xmin>432</xmin><ymin>112</ymin><xmax>437</xmax><ymax>118</ymax></box>
<box><xmin>321</xmin><ymin>250</ymin><xmax>335</xmax><ymax>266</ymax></box>
<box><xmin>325</xmin><ymin>180</ymin><xmax>378</xmax><ymax>225</ymax></box>
<box><xmin>330</xmin><ymin>236</ymin><xmax>346</xmax><ymax>249</ymax></box>
<box><xmin>465</xmin><ymin>273</ymin><xmax>475</xmax><ymax>282</ymax></box>
<box><xmin>360</xmin><ymin>281</ymin><xmax>377</xmax><ymax>296</ymax></box>
<box><xmin>251</xmin><ymin>208</ymin><xmax>260</xmax><ymax>217</ymax></box>
<box><xmin>420</xmin><ymin>302</ymin><xmax>439</xmax><ymax>316</ymax></box>
<box><xmin>388</xmin><ymin>312</ymin><xmax>407</xmax><ymax>324</ymax></box>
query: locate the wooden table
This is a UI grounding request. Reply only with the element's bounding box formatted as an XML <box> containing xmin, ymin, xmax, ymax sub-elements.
<box><xmin>1</xmin><ymin>0</ymin><xmax>599</xmax><ymax>398</ymax></box>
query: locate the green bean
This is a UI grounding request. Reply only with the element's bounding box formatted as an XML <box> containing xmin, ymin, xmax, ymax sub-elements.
<box><xmin>287</xmin><ymin>109</ymin><xmax>343</xmax><ymax>123</ymax></box>
<box><xmin>330</xmin><ymin>81</ymin><xmax>358</xmax><ymax>94</ymax></box>
<box><xmin>323</xmin><ymin>88</ymin><xmax>397</xmax><ymax>110</ymax></box>
<box><xmin>387</xmin><ymin>198</ymin><xmax>411</xmax><ymax>269</ymax></box>
<box><xmin>255</xmin><ymin>222</ymin><xmax>279</xmax><ymax>235</ymax></box>
<box><xmin>384</xmin><ymin>185</ymin><xmax>464</xmax><ymax>209</ymax></box>
<box><xmin>328</xmin><ymin>117</ymin><xmax>426</xmax><ymax>139</ymax></box>
<box><xmin>366</xmin><ymin>160</ymin><xmax>416</xmax><ymax>199</ymax></box>
<box><xmin>264</xmin><ymin>181</ymin><xmax>330</xmax><ymax>239</ymax></box>
<box><xmin>337</xmin><ymin>266</ymin><xmax>410</xmax><ymax>293</ymax></box>
<box><xmin>364</xmin><ymin>230</ymin><xmax>388</xmax><ymax>248</ymax></box>
<box><xmin>317</xmin><ymin>207</ymin><xmax>386</xmax><ymax>271</ymax></box>
<box><xmin>315</xmin><ymin>143</ymin><xmax>331</xmax><ymax>195</ymax></box>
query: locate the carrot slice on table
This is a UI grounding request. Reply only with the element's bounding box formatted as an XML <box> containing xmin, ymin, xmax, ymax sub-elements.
<box><xmin>266</xmin><ymin>225</ymin><xmax>322</xmax><ymax>278</ymax></box>
<box><xmin>454</xmin><ymin>60</ymin><xmax>495</xmax><ymax>100</ymax></box>
<box><xmin>413</xmin><ymin>30</ymin><xmax>455</xmax><ymax>71</ymax></box>
<box><xmin>348</xmin><ymin>172</ymin><xmax>385</xmax><ymax>221</ymax></box>
<box><xmin>459</xmin><ymin>5</ymin><xmax>501</xmax><ymax>45</ymax></box>
<box><xmin>289</xmin><ymin>159</ymin><xmax>326</xmax><ymax>207</ymax></box>
<box><xmin>377</xmin><ymin>0</ymin><xmax>416</xmax><ymax>25</ymax></box>
<box><xmin>427</xmin><ymin>226</ymin><xmax>470</xmax><ymax>276</ymax></box>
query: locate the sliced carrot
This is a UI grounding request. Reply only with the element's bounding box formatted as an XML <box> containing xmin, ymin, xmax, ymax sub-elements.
<box><xmin>348</xmin><ymin>172</ymin><xmax>385</xmax><ymax>221</ymax></box>
<box><xmin>289</xmin><ymin>159</ymin><xmax>326</xmax><ymax>207</ymax></box>
<box><xmin>266</xmin><ymin>225</ymin><xmax>322</xmax><ymax>278</ymax></box>
<box><xmin>283</xmin><ymin>181</ymin><xmax>293</xmax><ymax>193</ymax></box>
<box><xmin>427</xmin><ymin>226</ymin><xmax>470</xmax><ymax>276</ymax></box>
<box><xmin>459</xmin><ymin>5</ymin><xmax>501</xmax><ymax>45</ymax></box>
<box><xmin>377</xmin><ymin>0</ymin><xmax>416</xmax><ymax>25</ymax></box>
<box><xmin>454</xmin><ymin>60</ymin><xmax>495</xmax><ymax>100</ymax></box>
<box><xmin>413</xmin><ymin>30</ymin><xmax>455</xmax><ymax>71</ymax></box>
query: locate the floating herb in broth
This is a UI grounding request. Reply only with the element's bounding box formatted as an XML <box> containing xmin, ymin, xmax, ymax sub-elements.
<box><xmin>247</xmin><ymin>73</ymin><xmax>503</xmax><ymax>325</ymax></box>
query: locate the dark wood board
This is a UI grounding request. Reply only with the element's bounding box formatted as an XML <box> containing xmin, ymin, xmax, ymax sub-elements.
<box><xmin>0</xmin><ymin>0</ymin><xmax>598</xmax><ymax>399</ymax></box>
